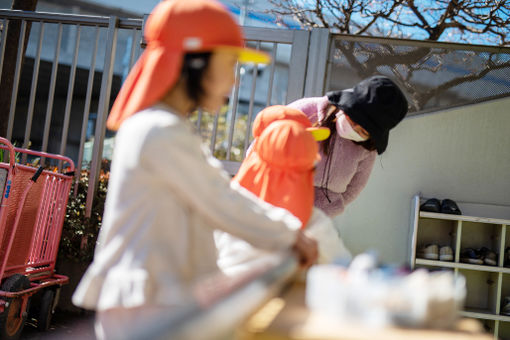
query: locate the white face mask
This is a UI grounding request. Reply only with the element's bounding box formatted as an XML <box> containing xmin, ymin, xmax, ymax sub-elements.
<box><xmin>335</xmin><ymin>112</ymin><xmax>369</xmax><ymax>142</ymax></box>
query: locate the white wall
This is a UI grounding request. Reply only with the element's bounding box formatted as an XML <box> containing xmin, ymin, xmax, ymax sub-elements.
<box><xmin>335</xmin><ymin>97</ymin><xmax>510</xmax><ymax>264</ymax></box>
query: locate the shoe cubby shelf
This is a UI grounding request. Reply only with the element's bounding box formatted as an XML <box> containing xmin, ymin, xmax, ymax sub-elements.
<box><xmin>415</xmin><ymin>259</ymin><xmax>510</xmax><ymax>274</ymax></box>
<box><xmin>461</xmin><ymin>310</ymin><xmax>510</xmax><ymax>323</ymax></box>
<box><xmin>409</xmin><ymin>195</ymin><xmax>510</xmax><ymax>340</ymax></box>
<box><xmin>419</xmin><ymin>211</ymin><xmax>510</xmax><ymax>226</ymax></box>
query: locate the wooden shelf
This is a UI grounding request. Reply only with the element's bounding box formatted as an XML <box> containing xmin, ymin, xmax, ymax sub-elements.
<box><xmin>419</xmin><ymin>211</ymin><xmax>510</xmax><ymax>225</ymax></box>
<box><xmin>415</xmin><ymin>259</ymin><xmax>510</xmax><ymax>274</ymax></box>
<box><xmin>461</xmin><ymin>309</ymin><xmax>510</xmax><ymax>322</ymax></box>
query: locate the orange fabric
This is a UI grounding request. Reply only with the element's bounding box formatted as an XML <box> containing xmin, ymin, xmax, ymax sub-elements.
<box><xmin>247</xmin><ymin>105</ymin><xmax>315</xmax><ymax>159</ymax></box>
<box><xmin>251</xmin><ymin>105</ymin><xmax>312</xmax><ymax>139</ymax></box>
<box><xmin>106</xmin><ymin>0</ymin><xmax>268</xmax><ymax>131</ymax></box>
<box><xmin>234</xmin><ymin>118</ymin><xmax>319</xmax><ymax>228</ymax></box>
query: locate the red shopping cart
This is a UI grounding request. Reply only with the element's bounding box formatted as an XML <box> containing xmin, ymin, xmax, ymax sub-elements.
<box><xmin>0</xmin><ymin>137</ymin><xmax>74</xmax><ymax>340</ymax></box>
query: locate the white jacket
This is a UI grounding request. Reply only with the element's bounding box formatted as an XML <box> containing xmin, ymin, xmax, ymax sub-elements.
<box><xmin>216</xmin><ymin>207</ymin><xmax>352</xmax><ymax>277</ymax></box>
<box><xmin>72</xmin><ymin>104</ymin><xmax>301</xmax><ymax>311</ymax></box>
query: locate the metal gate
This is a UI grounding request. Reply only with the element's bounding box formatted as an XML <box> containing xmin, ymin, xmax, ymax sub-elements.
<box><xmin>0</xmin><ymin>9</ymin><xmax>330</xmax><ymax>216</ymax></box>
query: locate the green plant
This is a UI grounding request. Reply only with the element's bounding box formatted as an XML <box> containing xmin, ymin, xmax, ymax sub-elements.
<box><xmin>58</xmin><ymin>161</ymin><xmax>109</xmax><ymax>263</ymax></box>
<box><xmin>189</xmin><ymin>107</ymin><xmax>251</xmax><ymax>162</ymax></box>
<box><xmin>0</xmin><ymin>142</ymin><xmax>21</xmax><ymax>164</ymax></box>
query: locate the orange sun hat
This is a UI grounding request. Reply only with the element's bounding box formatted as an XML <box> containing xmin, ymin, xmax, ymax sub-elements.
<box><xmin>106</xmin><ymin>0</ymin><xmax>270</xmax><ymax>131</ymax></box>
<box><xmin>252</xmin><ymin>105</ymin><xmax>330</xmax><ymax>142</ymax></box>
<box><xmin>234</xmin><ymin>118</ymin><xmax>320</xmax><ymax>228</ymax></box>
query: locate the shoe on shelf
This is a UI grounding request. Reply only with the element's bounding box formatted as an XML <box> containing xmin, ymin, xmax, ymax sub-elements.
<box><xmin>417</xmin><ymin>244</ymin><xmax>439</xmax><ymax>260</ymax></box>
<box><xmin>439</xmin><ymin>246</ymin><xmax>454</xmax><ymax>261</ymax></box>
<box><xmin>440</xmin><ymin>199</ymin><xmax>462</xmax><ymax>215</ymax></box>
<box><xmin>479</xmin><ymin>247</ymin><xmax>498</xmax><ymax>266</ymax></box>
<box><xmin>460</xmin><ymin>248</ymin><xmax>483</xmax><ymax>265</ymax></box>
<box><xmin>505</xmin><ymin>247</ymin><xmax>510</xmax><ymax>267</ymax></box>
<box><xmin>501</xmin><ymin>297</ymin><xmax>510</xmax><ymax>316</ymax></box>
<box><xmin>420</xmin><ymin>198</ymin><xmax>441</xmax><ymax>213</ymax></box>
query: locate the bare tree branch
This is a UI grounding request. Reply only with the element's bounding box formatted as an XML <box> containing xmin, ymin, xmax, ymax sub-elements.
<box><xmin>417</xmin><ymin>56</ymin><xmax>510</xmax><ymax>105</ymax></box>
<box><xmin>267</xmin><ymin>0</ymin><xmax>510</xmax><ymax>112</ymax></box>
<box><xmin>268</xmin><ymin>0</ymin><xmax>510</xmax><ymax>45</ymax></box>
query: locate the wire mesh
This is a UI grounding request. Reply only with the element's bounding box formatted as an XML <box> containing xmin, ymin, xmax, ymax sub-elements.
<box><xmin>328</xmin><ymin>37</ymin><xmax>510</xmax><ymax>115</ymax></box>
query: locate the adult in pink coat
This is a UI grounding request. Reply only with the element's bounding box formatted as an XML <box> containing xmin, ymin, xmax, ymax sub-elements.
<box><xmin>288</xmin><ymin>76</ymin><xmax>408</xmax><ymax>217</ymax></box>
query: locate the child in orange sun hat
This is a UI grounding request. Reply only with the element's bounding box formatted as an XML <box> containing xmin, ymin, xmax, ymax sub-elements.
<box><xmin>217</xmin><ymin>106</ymin><xmax>351</xmax><ymax>277</ymax></box>
<box><xmin>72</xmin><ymin>1</ymin><xmax>318</xmax><ymax>338</ymax></box>
<box><xmin>235</xmin><ymin>118</ymin><xmax>319</xmax><ymax>226</ymax></box>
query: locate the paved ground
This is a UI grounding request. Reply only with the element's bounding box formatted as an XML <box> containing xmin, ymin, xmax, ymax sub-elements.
<box><xmin>21</xmin><ymin>310</ymin><xmax>95</xmax><ymax>340</ymax></box>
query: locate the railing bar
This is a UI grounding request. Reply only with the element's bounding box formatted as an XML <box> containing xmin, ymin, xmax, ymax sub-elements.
<box><xmin>332</xmin><ymin>32</ymin><xmax>510</xmax><ymax>54</ymax></box>
<box><xmin>265</xmin><ymin>43</ymin><xmax>277</xmax><ymax>107</ymax></box>
<box><xmin>196</xmin><ymin>108</ymin><xmax>203</xmax><ymax>132</ymax></box>
<box><xmin>59</xmin><ymin>24</ymin><xmax>81</xmax><ymax>162</ymax></box>
<box><xmin>244</xmin><ymin>27</ymin><xmax>295</xmax><ymax>43</ymax></box>
<box><xmin>134</xmin><ymin>26</ymin><xmax>143</xmax><ymax>59</ymax></box>
<box><xmin>0</xmin><ymin>10</ymin><xmax>144</xmax><ymax>29</ymax></box>
<box><xmin>75</xmin><ymin>25</ymin><xmax>100</xmax><ymax>195</ymax></box>
<box><xmin>226</xmin><ymin>62</ymin><xmax>242</xmax><ymax>161</ymax></box>
<box><xmin>128</xmin><ymin>27</ymin><xmax>138</xmax><ymax>70</ymax></box>
<box><xmin>244</xmin><ymin>41</ymin><xmax>261</xmax><ymax>156</ymax></box>
<box><xmin>6</xmin><ymin>20</ymin><xmax>27</xmax><ymax>141</ymax></box>
<box><xmin>86</xmin><ymin>16</ymin><xmax>118</xmax><ymax>217</ymax></box>
<box><xmin>324</xmin><ymin>41</ymin><xmax>335</xmax><ymax>98</ymax></box>
<box><xmin>0</xmin><ymin>10</ymin><xmax>108</xmax><ymax>26</ymax></box>
<box><xmin>118</xmin><ymin>18</ymin><xmax>143</xmax><ymax>29</ymax></box>
<box><xmin>41</xmin><ymin>23</ymin><xmax>63</xmax><ymax>163</ymax></box>
<box><xmin>210</xmin><ymin>111</ymin><xmax>220</xmax><ymax>155</ymax></box>
<box><xmin>22</xmin><ymin>22</ymin><xmax>45</xmax><ymax>162</ymax></box>
<box><xmin>135</xmin><ymin>37</ymin><xmax>143</xmax><ymax>60</ymax></box>
<box><xmin>0</xmin><ymin>18</ymin><xmax>9</xmax><ymax>82</ymax></box>
<box><xmin>135</xmin><ymin>48</ymin><xmax>141</xmax><ymax>61</ymax></box>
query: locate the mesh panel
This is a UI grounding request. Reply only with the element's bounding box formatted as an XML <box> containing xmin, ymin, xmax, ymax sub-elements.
<box><xmin>327</xmin><ymin>38</ymin><xmax>510</xmax><ymax>115</ymax></box>
<box><xmin>0</xmin><ymin>167</ymin><xmax>6</xmax><ymax>203</ymax></box>
<box><xmin>1</xmin><ymin>167</ymin><xmax>44</xmax><ymax>270</ymax></box>
<box><xmin>29</xmin><ymin>175</ymin><xmax>71</xmax><ymax>265</ymax></box>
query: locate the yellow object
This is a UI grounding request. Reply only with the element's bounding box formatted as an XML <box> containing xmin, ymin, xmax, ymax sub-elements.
<box><xmin>307</xmin><ymin>127</ymin><xmax>330</xmax><ymax>141</ymax></box>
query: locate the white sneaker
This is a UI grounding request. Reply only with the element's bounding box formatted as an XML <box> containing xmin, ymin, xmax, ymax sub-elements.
<box><xmin>439</xmin><ymin>246</ymin><xmax>454</xmax><ymax>261</ymax></box>
<box><xmin>418</xmin><ymin>244</ymin><xmax>439</xmax><ymax>260</ymax></box>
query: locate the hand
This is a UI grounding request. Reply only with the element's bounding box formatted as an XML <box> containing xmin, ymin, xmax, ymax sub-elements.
<box><xmin>292</xmin><ymin>230</ymin><xmax>318</xmax><ymax>268</ymax></box>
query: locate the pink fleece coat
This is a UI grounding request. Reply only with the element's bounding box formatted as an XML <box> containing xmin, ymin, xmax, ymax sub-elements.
<box><xmin>287</xmin><ymin>96</ymin><xmax>376</xmax><ymax>217</ymax></box>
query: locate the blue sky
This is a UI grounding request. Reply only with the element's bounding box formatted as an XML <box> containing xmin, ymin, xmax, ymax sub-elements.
<box><xmin>79</xmin><ymin>0</ymin><xmax>300</xmax><ymax>29</ymax></box>
<box><xmin>84</xmin><ymin>0</ymin><xmax>160</xmax><ymax>13</ymax></box>
<box><xmin>78</xmin><ymin>0</ymin><xmax>275</xmax><ymax>16</ymax></box>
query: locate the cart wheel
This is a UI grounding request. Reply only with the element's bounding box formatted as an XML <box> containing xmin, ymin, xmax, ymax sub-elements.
<box><xmin>0</xmin><ymin>274</ymin><xmax>31</xmax><ymax>340</ymax></box>
<box><xmin>37</xmin><ymin>288</ymin><xmax>56</xmax><ymax>331</ymax></box>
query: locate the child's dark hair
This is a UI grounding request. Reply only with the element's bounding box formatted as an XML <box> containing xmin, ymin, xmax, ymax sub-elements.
<box><xmin>181</xmin><ymin>52</ymin><xmax>212</xmax><ymax>106</ymax></box>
